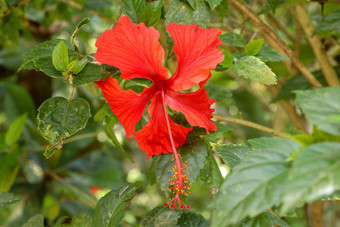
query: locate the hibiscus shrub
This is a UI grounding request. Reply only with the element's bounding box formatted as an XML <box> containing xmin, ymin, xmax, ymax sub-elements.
<box><xmin>1</xmin><ymin>0</ymin><xmax>340</xmax><ymax>226</ymax></box>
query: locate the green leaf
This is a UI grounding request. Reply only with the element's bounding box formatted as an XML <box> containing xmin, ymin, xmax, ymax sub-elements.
<box><xmin>240</xmin><ymin>212</ymin><xmax>288</xmax><ymax>227</ymax></box>
<box><xmin>219</xmin><ymin>49</ymin><xmax>233</xmax><ymax>69</ymax></box>
<box><xmin>37</xmin><ymin>97</ymin><xmax>91</xmax><ymax>158</ymax></box>
<box><xmin>121</xmin><ymin>0</ymin><xmax>145</xmax><ymax>24</ymax></box>
<box><xmin>211</xmin><ymin>137</ymin><xmax>300</xmax><ymax>226</ymax></box>
<box><xmin>219</xmin><ymin>33</ymin><xmax>246</xmax><ymax>48</ymax></box>
<box><xmin>152</xmin><ymin>137</ymin><xmax>208</xmax><ymax>193</ymax></box>
<box><xmin>18</xmin><ymin>39</ymin><xmax>76</xmax><ymax>77</ymax></box>
<box><xmin>165</xmin><ymin>0</ymin><xmax>210</xmax><ymax>28</ymax></box>
<box><xmin>70</xmin><ymin>213</ymin><xmax>93</xmax><ymax>227</ymax></box>
<box><xmin>215</xmin><ymin>0</ymin><xmax>229</xmax><ymax>19</ymax></box>
<box><xmin>244</xmin><ymin>39</ymin><xmax>264</xmax><ymax>56</ymax></box>
<box><xmin>5</xmin><ymin>113</ymin><xmax>27</xmax><ymax>146</ymax></box>
<box><xmin>140</xmin><ymin>0</ymin><xmax>162</xmax><ymax>27</ymax></box>
<box><xmin>316</xmin><ymin>9</ymin><xmax>340</xmax><ymax>35</ymax></box>
<box><xmin>232</xmin><ymin>56</ymin><xmax>277</xmax><ymax>85</ymax></box>
<box><xmin>0</xmin><ymin>192</ymin><xmax>21</xmax><ymax>209</ymax></box>
<box><xmin>140</xmin><ymin>206</ymin><xmax>181</xmax><ymax>226</ymax></box>
<box><xmin>70</xmin><ymin>18</ymin><xmax>90</xmax><ymax>54</ymax></box>
<box><xmin>103</xmin><ymin>121</ymin><xmax>134</xmax><ymax>162</ymax></box>
<box><xmin>281</xmin><ymin>142</ymin><xmax>340</xmax><ymax>213</ymax></box>
<box><xmin>93</xmin><ymin>185</ymin><xmax>136</xmax><ymax>227</ymax></box>
<box><xmin>206</xmin><ymin>0</ymin><xmax>222</xmax><ymax>9</ymax></box>
<box><xmin>256</xmin><ymin>45</ymin><xmax>289</xmax><ymax>62</ymax></box>
<box><xmin>72</xmin><ymin>63</ymin><xmax>107</xmax><ymax>86</ymax></box>
<box><xmin>52</xmin><ymin>40</ymin><xmax>69</xmax><ymax>72</ymax></box>
<box><xmin>200</xmin><ymin>146</ymin><xmax>224</xmax><ymax>190</ymax></box>
<box><xmin>203</xmin><ymin>122</ymin><xmax>232</xmax><ymax>143</ymax></box>
<box><xmin>267</xmin><ymin>0</ymin><xmax>280</xmax><ymax>13</ymax></box>
<box><xmin>0</xmin><ymin>148</ymin><xmax>22</xmax><ymax>191</ymax></box>
<box><xmin>23</xmin><ymin>214</ymin><xmax>44</xmax><ymax>227</ymax></box>
<box><xmin>176</xmin><ymin>211</ymin><xmax>210</xmax><ymax>226</ymax></box>
<box><xmin>214</xmin><ymin>144</ymin><xmax>253</xmax><ymax>168</ymax></box>
<box><xmin>295</xmin><ymin>87</ymin><xmax>340</xmax><ymax>136</ymax></box>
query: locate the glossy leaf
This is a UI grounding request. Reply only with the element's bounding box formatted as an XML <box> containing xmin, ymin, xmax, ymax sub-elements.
<box><xmin>200</xmin><ymin>146</ymin><xmax>224</xmax><ymax>190</ymax></box>
<box><xmin>281</xmin><ymin>142</ymin><xmax>340</xmax><ymax>213</ymax></box>
<box><xmin>244</xmin><ymin>39</ymin><xmax>264</xmax><ymax>56</ymax></box>
<box><xmin>140</xmin><ymin>0</ymin><xmax>162</xmax><ymax>27</ymax></box>
<box><xmin>121</xmin><ymin>0</ymin><xmax>145</xmax><ymax>24</ymax></box>
<box><xmin>211</xmin><ymin>137</ymin><xmax>300</xmax><ymax>226</ymax></box>
<box><xmin>152</xmin><ymin>137</ymin><xmax>208</xmax><ymax>193</ymax></box>
<box><xmin>72</xmin><ymin>58</ymin><xmax>88</xmax><ymax>74</ymax></box>
<box><xmin>219</xmin><ymin>33</ymin><xmax>246</xmax><ymax>48</ymax></box>
<box><xmin>0</xmin><ymin>191</ymin><xmax>21</xmax><ymax>209</ymax></box>
<box><xmin>215</xmin><ymin>144</ymin><xmax>253</xmax><ymax>168</ymax></box>
<box><xmin>52</xmin><ymin>40</ymin><xmax>68</xmax><ymax>72</ymax></box>
<box><xmin>37</xmin><ymin>97</ymin><xmax>91</xmax><ymax>157</ymax></box>
<box><xmin>23</xmin><ymin>214</ymin><xmax>44</xmax><ymax>227</ymax></box>
<box><xmin>72</xmin><ymin>63</ymin><xmax>107</xmax><ymax>86</ymax></box>
<box><xmin>93</xmin><ymin>185</ymin><xmax>136</xmax><ymax>227</ymax></box>
<box><xmin>295</xmin><ymin>87</ymin><xmax>340</xmax><ymax>136</ymax></box>
<box><xmin>256</xmin><ymin>45</ymin><xmax>289</xmax><ymax>62</ymax></box>
<box><xmin>5</xmin><ymin>113</ymin><xmax>27</xmax><ymax>147</ymax></box>
<box><xmin>232</xmin><ymin>56</ymin><xmax>277</xmax><ymax>85</ymax></box>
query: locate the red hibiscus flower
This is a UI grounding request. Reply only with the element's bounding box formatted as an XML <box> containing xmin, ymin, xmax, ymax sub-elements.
<box><xmin>94</xmin><ymin>16</ymin><xmax>223</xmax><ymax>208</ymax></box>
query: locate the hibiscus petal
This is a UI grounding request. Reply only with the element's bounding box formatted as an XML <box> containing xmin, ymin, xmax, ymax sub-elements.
<box><xmin>134</xmin><ymin>92</ymin><xmax>192</xmax><ymax>158</ymax></box>
<box><xmin>95</xmin><ymin>16</ymin><xmax>168</xmax><ymax>82</ymax></box>
<box><xmin>94</xmin><ymin>77</ymin><xmax>156</xmax><ymax>138</ymax></box>
<box><xmin>166</xmin><ymin>23</ymin><xmax>224</xmax><ymax>91</ymax></box>
<box><xmin>165</xmin><ymin>86</ymin><xmax>217</xmax><ymax>133</ymax></box>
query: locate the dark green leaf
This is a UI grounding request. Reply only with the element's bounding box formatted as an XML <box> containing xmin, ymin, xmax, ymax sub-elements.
<box><xmin>203</xmin><ymin>122</ymin><xmax>232</xmax><ymax>143</ymax></box>
<box><xmin>140</xmin><ymin>206</ymin><xmax>181</xmax><ymax>227</ymax></box>
<box><xmin>37</xmin><ymin>97</ymin><xmax>91</xmax><ymax>158</ymax></box>
<box><xmin>18</xmin><ymin>39</ymin><xmax>76</xmax><ymax>78</ymax></box>
<box><xmin>72</xmin><ymin>63</ymin><xmax>107</xmax><ymax>86</ymax></box>
<box><xmin>244</xmin><ymin>39</ymin><xmax>264</xmax><ymax>56</ymax></box>
<box><xmin>165</xmin><ymin>0</ymin><xmax>210</xmax><ymax>28</ymax></box>
<box><xmin>220</xmin><ymin>49</ymin><xmax>233</xmax><ymax>69</ymax></box>
<box><xmin>211</xmin><ymin>137</ymin><xmax>300</xmax><ymax>226</ymax></box>
<box><xmin>121</xmin><ymin>0</ymin><xmax>145</xmax><ymax>24</ymax></box>
<box><xmin>267</xmin><ymin>0</ymin><xmax>280</xmax><ymax>13</ymax></box>
<box><xmin>176</xmin><ymin>211</ymin><xmax>210</xmax><ymax>227</ymax></box>
<box><xmin>232</xmin><ymin>56</ymin><xmax>277</xmax><ymax>85</ymax></box>
<box><xmin>295</xmin><ymin>87</ymin><xmax>340</xmax><ymax>136</ymax></box>
<box><xmin>5</xmin><ymin>113</ymin><xmax>27</xmax><ymax>146</ymax></box>
<box><xmin>140</xmin><ymin>0</ymin><xmax>162</xmax><ymax>27</ymax></box>
<box><xmin>206</xmin><ymin>0</ymin><xmax>222</xmax><ymax>9</ymax></box>
<box><xmin>52</xmin><ymin>40</ymin><xmax>69</xmax><ymax>71</ymax></box>
<box><xmin>215</xmin><ymin>144</ymin><xmax>253</xmax><ymax>168</ymax></box>
<box><xmin>219</xmin><ymin>33</ymin><xmax>246</xmax><ymax>48</ymax></box>
<box><xmin>93</xmin><ymin>185</ymin><xmax>137</xmax><ymax>227</ymax></box>
<box><xmin>281</xmin><ymin>142</ymin><xmax>340</xmax><ymax>213</ymax></box>
<box><xmin>152</xmin><ymin>137</ymin><xmax>208</xmax><ymax>193</ymax></box>
<box><xmin>0</xmin><ymin>192</ymin><xmax>21</xmax><ymax>209</ymax></box>
<box><xmin>316</xmin><ymin>9</ymin><xmax>340</xmax><ymax>35</ymax></box>
<box><xmin>23</xmin><ymin>214</ymin><xmax>44</xmax><ymax>227</ymax></box>
<box><xmin>0</xmin><ymin>148</ymin><xmax>22</xmax><ymax>191</ymax></box>
<box><xmin>240</xmin><ymin>212</ymin><xmax>288</xmax><ymax>227</ymax></box>
<box><xmin>200</xmin><ymin>146</ymin><xmax>224</xmax><ymax>189</ymax></box>
<box><xmin>215</xmin><ymin>0</ymin><xmax>229</xmax><ymax>18</ymax></box>
<box><xmin>70</xmin><ymin>213</ymin><xmax>93</xmax><ymax>227</ymax></box>
<box><xmin>256</xmin><ymin>45</ymin><xmax>289</xmax><ymax>62</ymax></box>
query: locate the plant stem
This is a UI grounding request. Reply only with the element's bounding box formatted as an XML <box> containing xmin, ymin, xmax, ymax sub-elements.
<box><xmin>229</xmin><ymin>0</ymin><xmax>323</xmax><ymax>88</ymax></box>
<box><xmin>213</xmin><ymin>114</ymin><xmax>292</xmax><ymax>139</ymax></box>
<box><xmin>294</xmin><ymin>3</ymin><xmax>339</xmax><ymax>86</ymax></box>
<box><xmin>49</xmin><ymin>172</ymin><xmax>97</xmax><ymax>208</ymax></box>
<box><xmin>63</xmin><ymin>132</ymin><xmax>99</xmax><ymax>144</ymax></box>
<box><xmin>68</xmin><ymin>85</ymin><xmax>75</xmax><ymax>101</ymax></box>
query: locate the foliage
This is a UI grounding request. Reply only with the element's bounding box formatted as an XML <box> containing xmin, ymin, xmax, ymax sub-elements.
<box><xmin>1</xmin><ymin>0</ymin><xmax>340</xmax><ymax>226</ymax></box>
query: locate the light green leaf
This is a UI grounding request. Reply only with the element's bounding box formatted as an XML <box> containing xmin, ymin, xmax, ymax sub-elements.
<box><xmin>70</xmin><ymin>18</ymin><xmax>90</xmax><ymax>52</ymax></box>
<box><xmin>140</xmin><ymin>0</ymin><xmax>162</xmax><ymax>27</ymax></box>
<box><xmin>18</xmin><ymin>39</ymin><xmax>76</xmax><ymax>78</ymax></box>
<box><xmin>52</xmin><ymin>40</ymin><xmax>69</xmax><ymax>72</ymax></box>
<box><xmin>23</xmin><ymin>214</ymin><xmax>44</xmax><ymax>227</ymax></box>
<box><xmin>165</xmin><ymin>0</ymin><xmax>210</xmax><ymax>28</ymax></box>
<box><xmin>5</xmin><ymin>113</ymin><xmax>27</xmax><ymax>146</ymax></box>
<box><xmin>0</xmin><ymin>192</ymin><xmax>21</xmax><ymax>209</ymax></box>
<box><xmin>295</xmin><ymin>87</ymin><xmax>340</xmax><ymax>136</ymax></box>
<box><xmin>219</xmin><ymin>33</ymin><xmax>246</xmax><ymax>48</ymax></box>
<box><xmin>232</xmin><ymin>56</ymin><xmax>277</xmax><ymax>85</ymax></box>
<box><xmin>215</xmin><ymin>144</ymin><xmax>253</xmax><ymax>168</ymax></box>
<box><xmin>67</xmin><ymin>59</ymin><xmax>78</xmax><ymax>72</ymax></box>
<box><xmin>245</xmin><ymin>39</ymin><xmax>264</xmax><ymax>56</ymax></box>
<box><xmin>93</xmin><ymin>185</ymin><xmax>136</xmax><ymax>227</ymax></box>
<box><xmin>72</xmin><ymin>58</ymin><xmax>88</xmax><ymax>74</ymax></box>
<box><xmin>37</xmin><ymin>97</ymin><xmax>91</xmax><ymax>158</ymax></box>
<box><xmin>121</xmin><ymin>0</ymin><xmax>145</xmax><ymax>24</ymax></box>
<box><xmin>256</xmin><ymin>45</ymin><xmax>289</xmax><ymax>62</ymax></box>
<box><xmin>211</xmin><ymin>137</ymin><xmax>300</xmax><ymax>226</ymax></box>
<box><xmin>206</xmin><ymin>0</ymin><xmax>222</xmax><ymax>9</ymax></box>
<box><xmin>152</xmin><ymin>137</ymin><xmax>208</xmax><ymax>193</ymax></box>
<box><xmin>281</xmin><ymin>142</ymin><xmax>340</xmax><ymax>213</ymax></box>
<box><xmin>140</xmin><ymin>206</ymin><xmax>181</xmax><ymax>227</ymax></box>
<box><xmin>219</xmin><ymin>49</ymin><xmax>233</xmax><ymax>69</ymax></box>
<box><xmin>0</xmin><ymin>148</ymin><xmax>22</xmax><ymax>191</ymax></box>
<box><xmin>72</xmin><ymin>63</ymin><xmax>107</xmax><ymax>86</ymax></box>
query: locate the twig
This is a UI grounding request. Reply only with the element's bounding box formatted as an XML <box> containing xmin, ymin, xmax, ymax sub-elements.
<box><xmin>0</xmin><ymin>0</ymin><xmax>29</xmax><ymax>18</ymax></box>
<box><xmin>212</xmin><ymin>114</ymin><xmax>292</xmax><ymax>139</ymax></box>
<box><xmin>63</xmin><ymin>132</ymin><xmax>99</xmax><ymax>144</ymax></box>
<box><xmin>68</xmin><ymin>85</ymin><xmax>75</xmax><ymax>101</ymax></box>
<box><xmin>294</xmin><ymin>3</ymin><xmax>339</xmax><ymax>86</ymax></box>
<box><xmin>229</xmin><ymin>0</ymin><xmax>323</xmax><ymax>88</ymax></box>
<box><xmin>49</xmin><ymin>172</ymin><xmax>97</xmax><ymax>208</ymax></box>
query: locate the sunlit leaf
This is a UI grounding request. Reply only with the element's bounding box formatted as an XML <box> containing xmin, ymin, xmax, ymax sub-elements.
<box><xmin>244</xmin><ymin>39</ymin><xmax>264</xmax><ymax>56</ymax></box>
<box><xmin>52</xmin><ymin>40</ymin><xmax>68</xmax><ymax>72</ymax></box>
